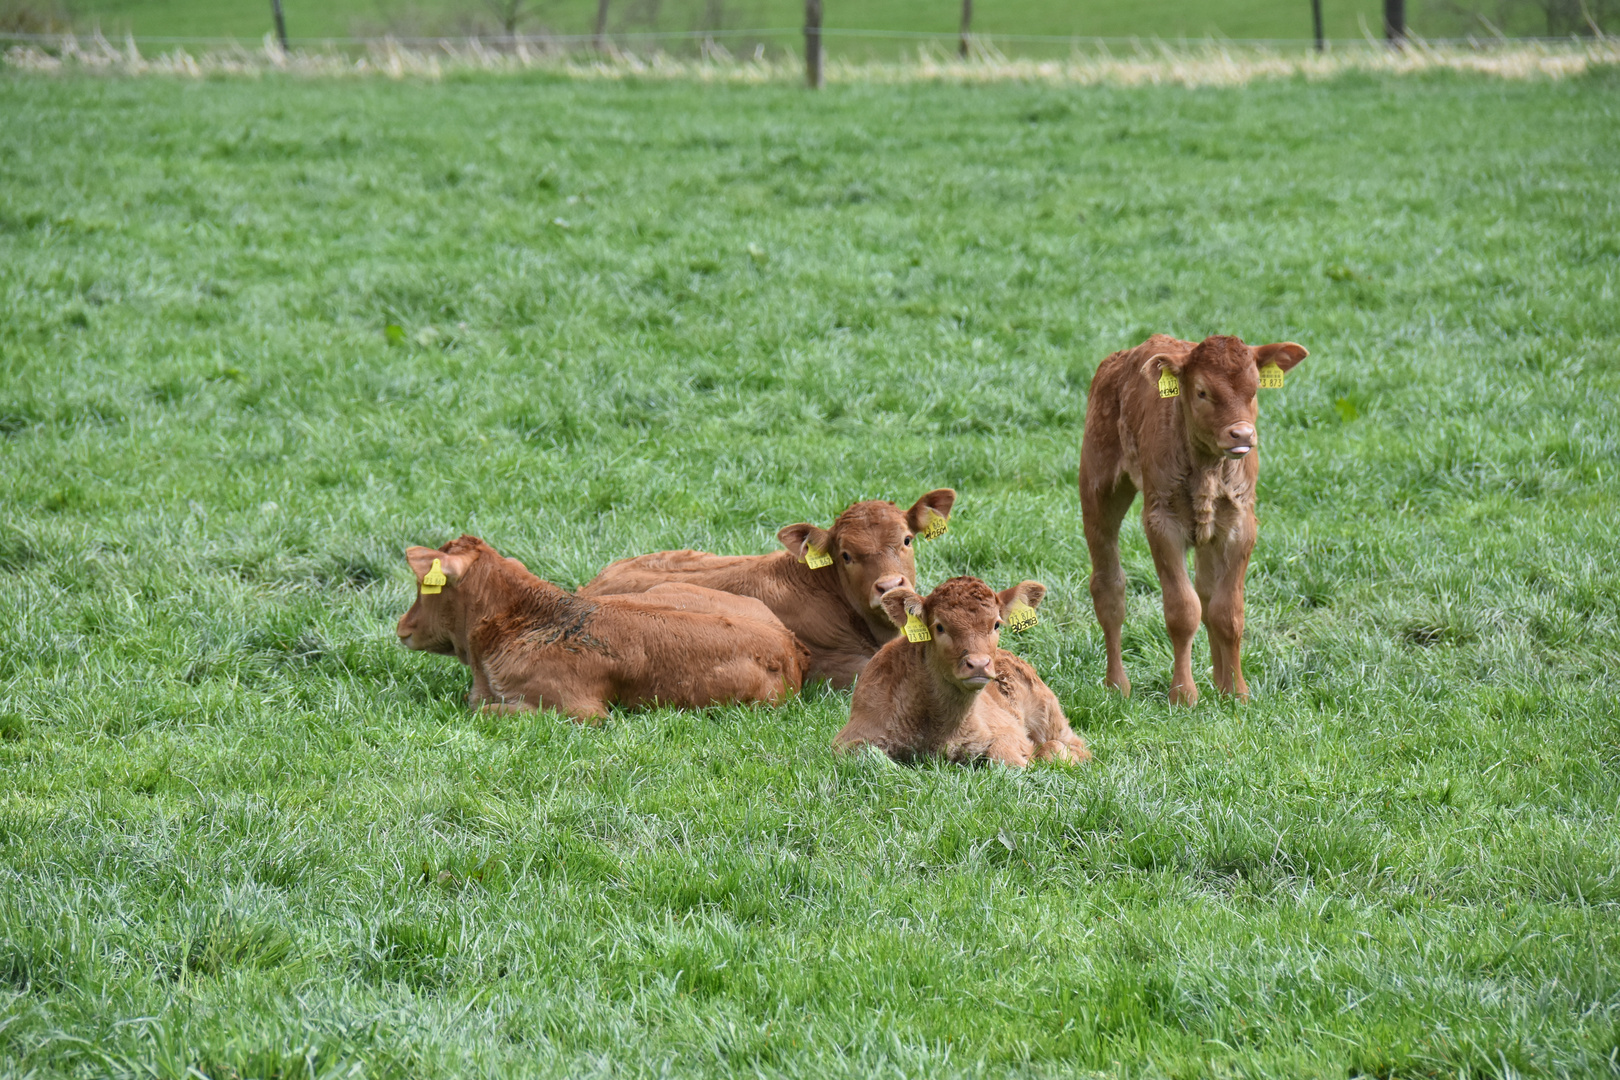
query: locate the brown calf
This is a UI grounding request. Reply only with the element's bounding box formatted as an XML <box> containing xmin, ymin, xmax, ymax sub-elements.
<box><xmin>1079</xmin><ymin>334</ymin><xmax>1307</xmax><ymax>705</ymax></box>
<box><xmin>397</xmin><ymin>536</ymin><xmax>806</xmax><ymax>722</ymax></box>
<box><xmin>833</xmin><ymin>577</ymin><xmax>1090</xmax><ymax>768</ymax></box>
<box><xmin>578</xmin><ymin>490</ymin><xmax>957</xmax><ymax>687</ymax></box>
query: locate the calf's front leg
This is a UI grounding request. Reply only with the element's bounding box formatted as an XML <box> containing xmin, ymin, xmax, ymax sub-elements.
<box><xmin>1195</xmin><ymin>536</ymin><xmax>1253</xmax><ymax>700</ymax></box>
<box><xmin>1145</xmin><ymin>522</ymin><xmax>1200</xmax><ymax>706</ymax></box>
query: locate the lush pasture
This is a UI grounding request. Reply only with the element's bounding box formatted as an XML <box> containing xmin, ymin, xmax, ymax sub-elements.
<box><xmin>2</xmin><ymin>68</ymin><xmax>1619</xmax><ymax>1079</ymax></box>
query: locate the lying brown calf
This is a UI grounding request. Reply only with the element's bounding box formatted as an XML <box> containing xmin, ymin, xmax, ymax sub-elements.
<box><xmin>833</xmin><ymin>577</ymin><xmax>1090</xmax><ymax>768</ymax></box>
<box><xmin>1079</xmin><ymin>333</ymin><xmax>1307</xmax><ymax>705</ymax></box>
<box><xmin>397</xmin><ymin>535</ymin><xmax>806</xmax><ymax>721</ymax></box>
<box><xmin>579</xmin><ymin>489</ymin><xmax>956</xmax><ymax>687</ymax></box>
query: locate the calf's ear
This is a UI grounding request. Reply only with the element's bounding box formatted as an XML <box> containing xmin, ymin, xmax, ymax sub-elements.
<box><xmin>1139</xmin><ymin>351</ymin><xmax>1185</xmax><ymax>386</ymax></box>
<box><xmin>879</xmin><ymin>587</ymin><xmax>925</xmax><ymax>631</ymax></box>
<box><xmin>777</xmin><ymin>522</ymin><xmax>833</xmax><ymax>562</ymax></box>
<box><xmin>906</xmin><ymin>489</ymin><xmax>956</xmax><ymax>533</ymax></box>
<box><xmin>997</xmin><ymin>580</ymin><xmax>1047</xmax><ymax>617</ymax></box>
<box><xmin>405</xmin><ymin>546</ymin><xmax>470</xmax><ymax>586</ymax></box>
<box><xmin>1254</xmin><ymin>342</ymin><xmax>1308</xmax><ymax>373</ymax></box>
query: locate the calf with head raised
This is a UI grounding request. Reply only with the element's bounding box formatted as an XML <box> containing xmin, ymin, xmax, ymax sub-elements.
<box><xmin>397</xmin><ymin>535</ymin><xmax>806</xmax><ymax>722</ymax></box>
<box><xmin>833</xmin><ymin>576</ymin><xmax>1090</xmax><ymax>768</ymax></box>
<box><xmin>1079</xmin><ymin>333</ymin><xmax>1307</xmax><ymax>705</ymax></box>
<box><xmin>579</xmin><ymin>490</ymin><xmax>956</xmax><ymax>687</ymax></box>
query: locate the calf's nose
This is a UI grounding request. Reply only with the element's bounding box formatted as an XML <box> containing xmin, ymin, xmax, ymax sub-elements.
<box><xmin>962</xmin><ymin>653</ymin><xmax>994</xmax><ymax>678</ymax></box>
<box><xmin>872</xmin><ymin>575</ymin><xmax>905</xmax><ymax>596</ymax></box>
<box><xmin>1226</xmin><ymin>423</ymin><xmax>1256</xmax><ymax>453</ymax></box>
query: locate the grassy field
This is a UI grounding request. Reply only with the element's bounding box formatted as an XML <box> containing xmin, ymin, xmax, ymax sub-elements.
<box><xmin>28</xmin><ymin>0</ymin><xmax>1486</xmax><ymax>47</ymax></box>
<box><xmin>2</xmin><ymin>65</ymin><xmax>1620</xmax><ymax>1079</ymax></box>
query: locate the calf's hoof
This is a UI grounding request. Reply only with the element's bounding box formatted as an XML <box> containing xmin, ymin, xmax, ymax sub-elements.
<box><xmin>1105</xmin><ymin>673</ymin><xmax>1132</xmax><ymax>698</ymax></box>
<box><xmin>1169</xmin><ymin>682</ymin><xmax>1199</xmax><ymax>707</ymax></box>
<box><xmin>1037</xmin><ymin>739</ymin><xmax>1091</xmax><ymax>765</ymax></box>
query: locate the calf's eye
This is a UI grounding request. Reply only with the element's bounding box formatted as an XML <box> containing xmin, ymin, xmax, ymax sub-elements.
<box><xmin>903</xmin><ymin>535</ymin><xmax>912</xmax><ymax>547</ymax></box>
<box><xmin>935</xmin><ymin>623</ymin><xmax>945</xmax><ymax>634</ymax></box>
<box><xmin>842</xmin><ymin>552</ymin><xmax>852</xmax><ymax>564</ymax></box>
<box><xmin>994</xmin><ymin>621</ymin><xmax>1002</xmax><ymax>630</ymax></box>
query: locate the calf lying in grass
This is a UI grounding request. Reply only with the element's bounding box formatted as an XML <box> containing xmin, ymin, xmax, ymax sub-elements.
<box><xmin>580</xmin><ymin>489</ymin><xmax>957</xmax><ymax>687</ymax></box>
<box><xmin>833</xmin><ymin>577</ymin><xmax>1090</xmax><ymax>768</ymax></box>
<box><xmin>397</xmin><ymin>535</ymin><xmax>807</xmax><ymax>722</ymax></box>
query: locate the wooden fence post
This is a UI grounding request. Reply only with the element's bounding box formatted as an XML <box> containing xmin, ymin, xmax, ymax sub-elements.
<box><xmin>594</xmin><ymin>0</ymin><xmax>610</xmax><ymax>52</ymax></box>
<box><xmin>805</xmin><ymin>0</ymin><xmax>822</xmax><ymax>88</ymax></box>
<box><xmin>270</xmin><ymin>0</ymin><xmax>289</xmax><ymax>50</ymax></box>
<box><xmin>959</xmin><ymin>0</ymin><xmax>972</xmax><ymax>58</ymax></box>
<box><xmin>1384</xmin><ymin>0</ymin><xmax>1405</xmax><ymax>45</ymax></box>
<box><xmin>1311</xmin><ymin>0</ymin><xmax>1324</xmax><ymax>52</ymax></box>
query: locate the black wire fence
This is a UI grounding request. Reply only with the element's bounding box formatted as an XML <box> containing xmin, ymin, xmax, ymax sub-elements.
<box><xmin>2</xmin><ymin>24</ymin><xmax>1615</xmax><ymax>83</ymax></box>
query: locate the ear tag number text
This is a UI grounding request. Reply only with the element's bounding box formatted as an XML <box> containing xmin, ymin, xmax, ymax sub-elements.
<box><xmin>904</xmin><ymin>613</ymin><xmax>932</xmax><ymax>643</ymax></box>
<box><xmin>920</xmin><ymin>511</ymin><xmax>948</xmax><ymax>540</ymax></box>
<box><xmin>1158</xmin><ymin>370</ymin><xmax>1180</xmax><ymax>398</ymax></box>
<box><xmin>1258</xmin><ymin>363</ymin><xmax>1285</xmax><ymax>389</ymax></box>
<box><xmin>804</xmin><ymin>545</ymin><xmax>833</xmax><ymax>569</ymax></box>
<box><xmin>420</xmin><ymin>558</ymin><xmax>447</xmax><ymax>595</ymax></box>
<box><xmin>1006</xmin><ymin>602</ymin><xmax>1038</xmax><ymax>633</ymax></box>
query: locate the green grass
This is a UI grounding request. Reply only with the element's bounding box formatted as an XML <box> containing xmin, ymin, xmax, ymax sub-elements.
<box><xmin>2</xmin><ymin>67</ymin><xmax>1619</xmax><ymax>1079</ymax></box>
<box><xmin>34</xmin><ymin>0</ymin><xmax>1491</xmax><ymax>46</ymax></box>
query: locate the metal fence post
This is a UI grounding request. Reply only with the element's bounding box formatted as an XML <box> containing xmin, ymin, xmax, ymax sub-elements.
<box><xmin>805</xmin><ymin>0</ymin><xmax>822</xmax><ymax>88</ymax></box>
<box><xmin>1384</xmin><ymin>0</ymin><xmax>1405</xmax><ymax>45</ymax></box>
<box><xmin>270</xmin><ymin>0</ymin><xmax>288</xmax><ymax>50</ymax></box>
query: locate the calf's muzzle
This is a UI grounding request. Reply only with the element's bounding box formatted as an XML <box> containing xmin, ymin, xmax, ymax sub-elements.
<box><xmin>958</xmin><ymin>652</ymin><xmax>995</xmax><ymax>688</ymax></box>
<box><xmin>872</xmin><ymin>574</ymin><xmax>906</xmax><ymax>600</ymax></box>
<box><xmin>1222</xmin><ymin>422</ymin><xmax>1256</xmax><ymax>457</ymax></box>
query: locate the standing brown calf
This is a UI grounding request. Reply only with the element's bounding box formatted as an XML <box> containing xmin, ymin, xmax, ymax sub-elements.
<box><xmin>833</xmin><ymin>577</ymin><xmax>1090</xmax><ymax>768</ymax></box>
<box><xmin>579</xmin><ymin>490</ymin><xmax>956</xmax><ymax>687</ymax></box>
<box><xmin>1079</xmin><ymin>334</ymin><xmax>1307</xmax><ymax>706</ymax></box>
<box><xmin>396</xmin><ymin>535</ymin><xmax>806</xmax><ymax>722</ymax></box>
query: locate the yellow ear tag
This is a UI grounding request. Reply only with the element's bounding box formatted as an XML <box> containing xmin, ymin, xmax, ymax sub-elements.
<box><xmin>1158</xmin><ymin>370</ymin><xmax>1180</xmax><ymax>398</ymax></box>
<box><xmin>920</xmin><ymin>511</ymin><xmax>948</xmax><ymax>540</ymax></box>
<box><xmin>804</xmin><ymin>545</ymin><xmax>833</xmax><ymax>569</ymax></box>
<box><xmin>419</xmin><ymin>558</ymin><xmax>447</xmax><ymax>595</ymax></box>
<box><xmin>1258</xmin><ymin>362</ymin><xmax>1285</xmax><ymax>390</ymax></box>
<box><xmin>1006</xmin><ymin>602</ymin><xmax>1038</xmax><ymax>633</ymax></box>
<box><xmin>904</xmin><ymin>613</ymin><xmax>932</xmax><ymax>643</ymax></box>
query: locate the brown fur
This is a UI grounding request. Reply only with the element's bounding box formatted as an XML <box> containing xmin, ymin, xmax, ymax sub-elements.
<box><xmin>1079</xmin><ymin>334</ymin><xmax>1307</xmax><ymax>705</ymax></box>
<box><xmin>397</xmin><ymin>536</ymin><xmax>807</xmax><ymax>722</ymax></box>
<box><xmin>833</xmin><ymin>576</ymin><xmax>1091</xmax><ymax>768</ymax></box>
<box><xmin>578</xmin><ymin>490</ymin><xmax>957</xmax><ymax>687</ymax></box>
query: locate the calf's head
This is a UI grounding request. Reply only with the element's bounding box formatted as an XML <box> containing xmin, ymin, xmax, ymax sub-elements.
<box><xmin>776</xmin><ymin>489</ymin><xmax>956</xmax><ymax>620</ymax></box>
<box><xmin>1145</xmin><ymin>336</ymin><xmax>1308</xmax><ymax>460</ymax></box>
<box><xmin>396</xmin><ymin>536</ymin><xmax>487</xmax><ymax>654</ymax></box>
<box><xmin>881</xmin><ymin>576</ymin><xmax>1047</xmax><ymax>692</ymax></box>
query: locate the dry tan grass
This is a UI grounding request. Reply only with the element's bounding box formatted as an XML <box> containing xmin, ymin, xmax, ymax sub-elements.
<box><xmin>4</xmin><ymin>30</ymin><xmax>1618</xmax><ymax>84</ymax></box>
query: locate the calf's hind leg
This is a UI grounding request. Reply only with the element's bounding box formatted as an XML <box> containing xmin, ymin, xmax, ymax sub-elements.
<box><xmin>1081</xmin><ymin>476</ymin><xmax>1137</xmax><ymax>697</ymax></box>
